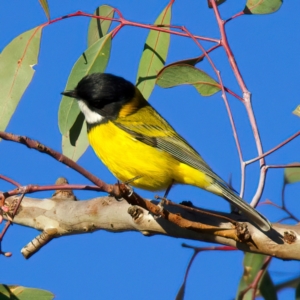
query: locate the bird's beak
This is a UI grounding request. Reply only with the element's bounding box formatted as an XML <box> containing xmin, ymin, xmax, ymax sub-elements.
<box><xmin>61</xmin><ymin>90</ymin><xmax>78</xmax><ymax>99</ymax></box>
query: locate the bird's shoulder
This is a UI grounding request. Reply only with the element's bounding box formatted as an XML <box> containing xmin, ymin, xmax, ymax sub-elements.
<box><xmin>113</xmin><ymin>104</ymin><xmax>213</xmax><ymax>173</ymax></box>
<box><xmin>114</xmin><ymin>104</ymin><xmax>174</xmax><ymax>137</ymax></box>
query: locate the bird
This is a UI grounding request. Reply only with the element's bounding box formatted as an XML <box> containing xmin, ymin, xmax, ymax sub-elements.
<box><xmin>61</xmin><ymin>72</ymin><xmax>271</xmax><ymax>231</ymax></box>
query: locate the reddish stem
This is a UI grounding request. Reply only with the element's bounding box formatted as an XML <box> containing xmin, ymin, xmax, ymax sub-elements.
<box><xmin>246</xmin><ymin>131</ymin><xmax>300</xmax><ymax>165</ymax></box>
<box><xmin>0</xmin><ymin>132</ymin><xmax>113</xmax><ymax>193</ymax></box>
<box><xmin>225</xmin><ymin>11</ymin><xmax>245</xmax><ymax>24</ymax></box>
<box><xmin>0</xmin><ymin>175</ymin><xmax>21</xmax><ymax>188</ymax></box>
<box><xmin>176</xmin><ymin>25</ymin><xmax>245</xmax><ymax>196</ymax></box>
<box><xmin>239</xmin><ymin>256</ymin><xmax>272</xmax><ymax>300</ymax></box>
<box><xmin>210</xmin><ymin>1</ymin><xmax>247</xmax><ymax>93</ymax></box>
<box><xmin>2</xmin><ymin>183</ymin><xmax>103</xmax><ymax>199</ymax></box>
<box><xmin>210</xmin><ymin>0</ymin><xmax>267</xmax><ymax>202</ymax></box>
<box><xmin>44</xmin><ymin>10</ymin><xmax>219</xmax><ymax>43</ymax></box>
<box><xmin>261</xmin><ymin>199</ymin><xmax>299</xmax><ymax>222</ymax></box>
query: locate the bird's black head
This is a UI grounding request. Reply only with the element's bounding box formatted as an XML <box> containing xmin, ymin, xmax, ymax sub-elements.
<box><xmin>62</xmin><ymin>73</ymin><xmax>137</xmax><ymax>120</ymax></box>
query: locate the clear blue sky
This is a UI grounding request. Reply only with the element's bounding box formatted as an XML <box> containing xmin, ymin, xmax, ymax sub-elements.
<box><xmin>0</xmin><ymin>1</ymin><xmax>299</xmax><ymax>299</ymax></box>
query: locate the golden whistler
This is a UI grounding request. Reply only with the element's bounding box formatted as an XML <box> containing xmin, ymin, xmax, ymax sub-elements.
<box><xmin>62</xmin><ymin>73</ymin><xmax>271</xmax><ymax>231</ymax></box>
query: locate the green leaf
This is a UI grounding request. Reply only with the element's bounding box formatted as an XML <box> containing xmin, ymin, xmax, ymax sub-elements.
<box><xmin>236</xmin><ymin>253</ymin><xmax>267</xmax><ymax>300</ymax></box>
<box><xmin>296</xmin><ymin>281</ymin><xmax>300</xmax><ymax>300</ymax></box>
<box><xmin>136</xmin><ymin>2</ymin><xmax>172</xmax><ymax>100</ymax></box>
<box><xmin>158</xmin><ymin>53</ymin><xmax>208</xmax><ymax>83</ymax></box>
<box><xmin>58</xmin><ymin>33</ymin><xmax>112</xmax><ymax>135</ymax></box>
<box><xmin>244</xmin><ymin>0</ymin><xmax>282</xmax><ymax>15</ymax></box>
<box><xmin>284</xmin><ymin>164</ymin><xmax>300</xmax><ymax>185</ymax></box>
<box><xmin>62</xmin><ymin>112</ymin><xmax>89</xmax><ymax>162</ymax></box>
<box><xmin>87</xmin><ymin>5</ymin><xmax>114</xmax><ymax>47</ymax></box>
<box><xmin>0</xmin><ymin>26</ymin><xmax>42</xmax><ymax>132</ymax></box>
<box><xmin>0</xmin><ymin>284</ymin><xmax>54</xmax><ymax>300</ymax></box>
<box><xmin>162</xmin><ymin>56</ymin><xmax>204</xmax><ymax>69</ymax></box>
<box><xmin>293</xmin><ymin>105</ymin><xmax>300</xmax><ymax>118</ymax></box>
<box><xmin>38</xmin><ymin>0</ymin><xmax>50</xmax><ymax>21</ymax></box>
<box><xmin>259</xmin><ymin>271</ymin><xmax>277</xmax><ymax>300</ymax></box>
<box><xmin>0</xmin><ymin>283</ymin><xmax>10</xmax><ymax>297</ymax></box>
<box><xmin>156</xmin><ymin>64</ymin><xmax>220</xmax><ymax>96</ymax></box>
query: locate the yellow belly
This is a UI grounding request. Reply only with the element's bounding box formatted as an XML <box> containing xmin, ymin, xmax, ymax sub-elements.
<box><xmin>88</xmin><ymin>121</ymin><xmax>213</xmax><ymax>191</ymax></box>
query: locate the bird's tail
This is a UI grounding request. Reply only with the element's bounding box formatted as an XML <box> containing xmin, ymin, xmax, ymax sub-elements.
<box><xmin>215</xmin><ymin>182</ymin><xmax>271</xmax><ymax>231</ymax></box>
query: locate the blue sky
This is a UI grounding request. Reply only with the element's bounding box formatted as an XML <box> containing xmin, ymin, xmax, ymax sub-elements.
<box><xmin>0</xmin><ymin>1</ymin><xmax>299</xmax><ymax>299</ymax></box>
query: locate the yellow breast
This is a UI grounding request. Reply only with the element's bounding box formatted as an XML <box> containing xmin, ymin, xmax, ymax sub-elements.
<box><xmin>88</xmin><ymin>121</ymin><xmax>212</xmax><ymax>191</ymax></box>
<box><xmin>88</xmin><ymin>121</ymin><xmax>175</xmax><ymax>190</ymax></box>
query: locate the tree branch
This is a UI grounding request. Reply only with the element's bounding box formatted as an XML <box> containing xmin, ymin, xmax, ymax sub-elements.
<box><xmin>4</xmin><ymin>194</ymin><xmax>300</xmax><ymax>260</ymax></box>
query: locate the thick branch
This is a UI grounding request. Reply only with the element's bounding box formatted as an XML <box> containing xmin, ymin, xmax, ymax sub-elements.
<box><xmin>4</xmin><ymin>195</ymin><xmax>300</xmax><ymax>260</ymax></box>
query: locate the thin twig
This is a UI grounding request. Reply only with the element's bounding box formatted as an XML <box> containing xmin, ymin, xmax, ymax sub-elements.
<box><xmin>45</xmin><ymin>10</ymin><xmax>219</xmax><ymax>43</ymax></box>
<box><xmin>0</xmin><ymin>175</ymin><xmax>21</xmax><ymax>188</ymax></box>
<box><xmin>245</xmin><ymin>131</ymin><xmax>300</xmax><ymax>165</ymax></box>
<box><xmin>210</xmin><ymin>0</ymin><xmax>267</xmax><ymax>205</ymax></box>
<box><xmin>0</xmin><ymin>131</ymin><xmax>115</xmax><ymax>194</ymax></box>
<box><xmin>238</xmin><ymin>256</ymin><xmax>272</xmax><ymax>300</ymax></box>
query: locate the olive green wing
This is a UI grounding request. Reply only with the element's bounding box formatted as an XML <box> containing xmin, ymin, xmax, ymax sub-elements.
<box><xmin>113</xmin><ymin>105</ymin><xmax>225</xmax><ymax>184</ymax></box>
<box><xmin>113</xmin><ymin>105</ymin><xmax>271</xmax><ymax>231</ymax></box>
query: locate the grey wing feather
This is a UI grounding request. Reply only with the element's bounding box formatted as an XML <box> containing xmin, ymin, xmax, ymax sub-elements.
<box><xmin>115</xmin><ymin>122</ymin><xmax>227</xmax><ymax>187</ymax></box>
<box><xmin>114</xmin><ymin>121</ymin><xmax>271</xmax><ymax>231</ymax></box>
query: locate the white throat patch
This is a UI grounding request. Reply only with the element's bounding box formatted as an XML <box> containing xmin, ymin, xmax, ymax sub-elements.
<box><xmin>77</xmin><ymin>100</ymin><xmax>104</xmax><ymax>124</ymax></box>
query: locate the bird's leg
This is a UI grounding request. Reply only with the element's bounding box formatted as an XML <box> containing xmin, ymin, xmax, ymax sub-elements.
<box><xmin>164</xmin><ymin>180</ymin><xmax>174</xmax><ymax>199</ymax></box>
<box><xmin>157</xmin><ymin>180</ymin><xmax>174</xmax><ymax>210</ymax></box>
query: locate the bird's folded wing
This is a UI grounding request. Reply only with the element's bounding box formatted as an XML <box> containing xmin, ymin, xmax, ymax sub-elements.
<box><xmin>113</xmin><ymin>110</ymin><xmax>226</xmax><ymax>186</ymax></box>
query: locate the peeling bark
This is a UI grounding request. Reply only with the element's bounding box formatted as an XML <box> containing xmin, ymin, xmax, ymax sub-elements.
<box><xmin>3</xmin><ymin>195</ymin><xmax>300</xmax><ymax>260</ymax></box>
